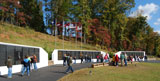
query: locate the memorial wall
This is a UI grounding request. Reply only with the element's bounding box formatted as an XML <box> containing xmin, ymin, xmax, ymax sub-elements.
<box><xmin>0</xmin><ymin>42</ymin><xmax>48</xmax><ymax>75</ymax></box>
<box><xmin>0</xmin><ymin>44</ymin><xmax>39</xmax><ymax>66</ymax></box>
<box><xmin>58</xmin><ymin>50</ymin><xmax>101</xmax><ymax>60</ymax></box>
<box><xmin>52</xmin><ymin>49</ymin><xmax>105</xmax><ymax>64</ymax></box>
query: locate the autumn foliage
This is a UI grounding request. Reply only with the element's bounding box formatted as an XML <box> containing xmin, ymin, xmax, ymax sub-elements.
<box><xmin>88</xmin><ymin>19</ymin><xmax>111</xmax><ymax>48</ymax></box>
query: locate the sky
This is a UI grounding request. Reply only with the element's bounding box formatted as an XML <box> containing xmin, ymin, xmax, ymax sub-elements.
<box><xmin>129</xmin><ymin>0</ymin><xmax>160</xmax><ymax>33</ymax></box>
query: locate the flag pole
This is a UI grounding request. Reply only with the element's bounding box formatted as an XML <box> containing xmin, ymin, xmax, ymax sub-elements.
<box><xmin>81</xmin><ymin>25</ymin><xmax>82</xmax><ymax>50</ymax></box>
<box><xmin>55</xmin><ymin>18</ymin><xmax>57</xmax><ymax>49</ymax></box>
<box><xmin>62</xmin><ymin>19</ymin><xmax>64</xmax><ymax>49</ymax></box>
<box><xmin>75</xmin><ymin>23</ymin><xmax>77</xmax><ymax>49</ymax></box>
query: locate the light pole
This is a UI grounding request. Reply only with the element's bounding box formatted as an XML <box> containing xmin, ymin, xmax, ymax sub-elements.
<box><xmin>51</xmin><ymin>21</ymin><xmax>56</xmax><ymax>49</ymax></box>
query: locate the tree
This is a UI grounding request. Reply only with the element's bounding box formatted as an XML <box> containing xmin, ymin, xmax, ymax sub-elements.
<box><xmin>0</xmin><ymin>0</ymin><xmax>25</xmax><ymax>25</ymax></box>
<box><xmin>88</xmin><ymin>19</ymin><xmax>111</xmax><ymax>49</ymax></box>
<box><xmin>19</xmin><ymin>0</ymin><xmax>45</xmax><ymax>32</ymax></box>
<box><xmin>101</xmin><ymin>0</ymin><xmax>135</xmax><ymax>49</ymax></box>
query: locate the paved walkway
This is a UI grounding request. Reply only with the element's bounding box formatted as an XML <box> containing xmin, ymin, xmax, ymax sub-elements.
<box><xmin>144</xmin><ymin>60</ymin><xmax>160</xmax><ymax>63</ymax></box>
<box><xmin>0</xmin><ymin>63</ymin><xmax>94</xmax><ymax>81</ymax></box>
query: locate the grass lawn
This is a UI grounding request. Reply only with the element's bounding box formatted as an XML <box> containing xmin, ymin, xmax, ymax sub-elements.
<box><xmin>0</xmin><ymin>23</ymin><xmax>105</xmax><ymax>59</ymax></box>
<box><xmin>58</xmin><ymin>63</ymin><xmax>160</xmax><ymax>81</ymax></box>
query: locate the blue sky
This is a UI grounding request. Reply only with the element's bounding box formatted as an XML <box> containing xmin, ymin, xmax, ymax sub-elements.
<box><xmin>130</xmin><ymin>0</ymin><xmax>160</xmax><ymax>33</ymax></box>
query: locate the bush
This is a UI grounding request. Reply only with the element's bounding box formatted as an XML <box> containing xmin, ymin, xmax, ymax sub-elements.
<box><xmin>109</xmin><ymin>52</ymin><xmax>114</xmax><ymax>58</ymax></box>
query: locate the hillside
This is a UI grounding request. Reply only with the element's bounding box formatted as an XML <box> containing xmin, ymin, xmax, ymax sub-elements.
<box><xmin>0</xmin><ymin>23</ymin><xmax>104</xmax><ymax>59</ymax></box>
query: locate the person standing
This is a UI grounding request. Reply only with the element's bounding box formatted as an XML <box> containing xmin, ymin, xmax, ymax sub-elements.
<box><xmin>104</xmin><ymin>54</ymin><xmax>108</xmax><ymax>63</ymax></box>
<box><xmin>96</xmin><ymin>55</ymin><xmax>100</xmax><ymax>63</ymax></box>
<box><xmin>30</xmin><ymin>56</ymin><xmax>34</xmax><ymax>71</ymax></box>
<box><xmin>80</xmin><ymin>54</ymin><xmax>83</xmax><ymax>64</ymax></box>
<box><xmin>66</xmin><ymin>55</ymin><xmax>74</xmax><ymax>73</ymax></box>
<box><xmin>28</xmin><ymin>56</ymin><xmax>31</xmax><ymax>72</ymax></box>
<box><xmin>33</xmin><ymin>55</ymin><xmax>38</xmax><ymax>71</ymax></box>
<box><xmin>115</xmin><ymin>54</ymin><xmax>119</xmax><ymax>67</ymax></box>
<box><xmin>100</xmin><ymin>54</ymin><xmax>104</xmax><ymax>63</ymax></box>
<box><xmin>85</xmin><ymin>55</ymin><xmax>88</xmax><ymax>63</ymax></box>
<box><xmin>63</xmin><ymin>54</ymin><xmax>67</xmax><ymax>67</ymax></box>
<box><xmin>120</xmin><ymin>53</ymin><xmax>125</xmax><ymax>66</ymax></box>
<box><xmin>112</xmin><ymin>55</ymin><xmax>115</xmax><ymax>66</ymax></box>
<box><xmin>22</xmin><ymin>56</ymin><xmax>30</xmax><ymax>76</ymax></box>
<box><xmin>6</xmin><ymin>56</ymin><xmax>12</xmax><ymax>78</ymax></box>
<box><xmin>129</xmin><ymin>55</ymin><xmax>133</xmax><ymax>64</ymax></box>
<box><xmin>144</xmin><ymin>55</ymin><xmax>148</xmax><ymax>62</ymax></box>
<box><xmin>73</xmin><ymin>56</ymin><xmax>76</xmax><ymax>64</ymax></box>
<box><xmin>124</xmin><ymin>53</ymin><xmax>128</xmax><ymax>66</ymax></box>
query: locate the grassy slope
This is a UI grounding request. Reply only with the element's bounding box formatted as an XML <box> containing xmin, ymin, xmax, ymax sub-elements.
<box><xmin>59</xmin><ymin>63</ymin><xmax>160</xmax><ymax>81</ymax></box>
<box><xmin>0</xmin><ymin>23</ymin><xmax>103</xmax><ymax>59</ymax></box>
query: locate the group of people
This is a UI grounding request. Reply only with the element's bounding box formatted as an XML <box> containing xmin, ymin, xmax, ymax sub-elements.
<box><xmin>6</xmin><ymin>55</ymin><xmax>38</xmax><ymax>78</ymax></box>
<box><xmin>96</xmin><ymin>54</ymin><xmax>110</xmax><ymax>63</ymax></box>
<box><xmin>112</xmin><ymin>53</ymin><xmax>128</xmax><ymax>67</ymax></box>
<box><xmin>112</xmin><ymin>53</ymin><xmax>147</xmax><ymax>67</ymax></box>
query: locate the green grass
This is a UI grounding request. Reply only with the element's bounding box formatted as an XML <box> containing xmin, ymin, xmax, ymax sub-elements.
<box><xmin>0</xmin><ymin>23</ymin><xmax>105</xmax><ymax>59</ymax></box>
<box><xmin>58</xmin><ymin>63</ymin><xmax>160</xmax><ymax>81</ymax></box>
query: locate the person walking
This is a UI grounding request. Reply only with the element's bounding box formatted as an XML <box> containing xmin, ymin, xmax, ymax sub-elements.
<box><xmin>66</xmin><ymin>55</ymin><xmax>74</xmax><ymax>73</ymax></box>
<box><xmin>6</xmin><ymin>56</ymin><xmax>12</xmax><ymax>78</ymax></box>
<box><xmin>21</xmin><ymin>56</ymin><xmax>30</xmax><ymax>76</ymax></box>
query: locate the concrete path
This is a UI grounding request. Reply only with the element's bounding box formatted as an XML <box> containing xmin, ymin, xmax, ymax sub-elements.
<box><xmin>0</xmin><ymin>63</ymin><xmax>94</xmax><ymax>81</ymax></box>
<box><xmin>144</xmin><ymin>60</ymin><xmax>160</xmax><ymax>63</ymax></box>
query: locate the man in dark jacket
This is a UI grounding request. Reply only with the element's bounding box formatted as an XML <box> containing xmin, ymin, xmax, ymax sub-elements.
<box><xmin>6</xmin><ymin>56</ymin><xmax>12</xmax><ymax>78</ymax></box>
<box><xmin>66</xmin><ymin>55</ymin><xmax>74</xmax><ymax>73</ymax></box>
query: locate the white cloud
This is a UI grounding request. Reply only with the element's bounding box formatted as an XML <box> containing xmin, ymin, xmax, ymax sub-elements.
<box><xmin>155</xmin><ymin>30</ymin><xmax>160</xmax><ymax>34</ymax></box>
<box><xmin>154</xmin><ymin>18</ymin><xmax>160</xmax><ymax>26</ymax></box>
<box><xmin>129</xmin><ymin>3</ymin><xmax>159</xmax><ymax>20</ymax></box>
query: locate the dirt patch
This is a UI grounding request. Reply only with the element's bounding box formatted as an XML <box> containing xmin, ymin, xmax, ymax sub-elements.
<box><xmin>0</xmin><ymin>34</ymin><xmax>10</xmax><ymax>40</ymax></box>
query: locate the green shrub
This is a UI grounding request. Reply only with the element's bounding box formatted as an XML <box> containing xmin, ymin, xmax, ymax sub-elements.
<box><xmin>109</xmin><ymin>52</ymin><xmax>114</xmax><ymax>58</ymax></box>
